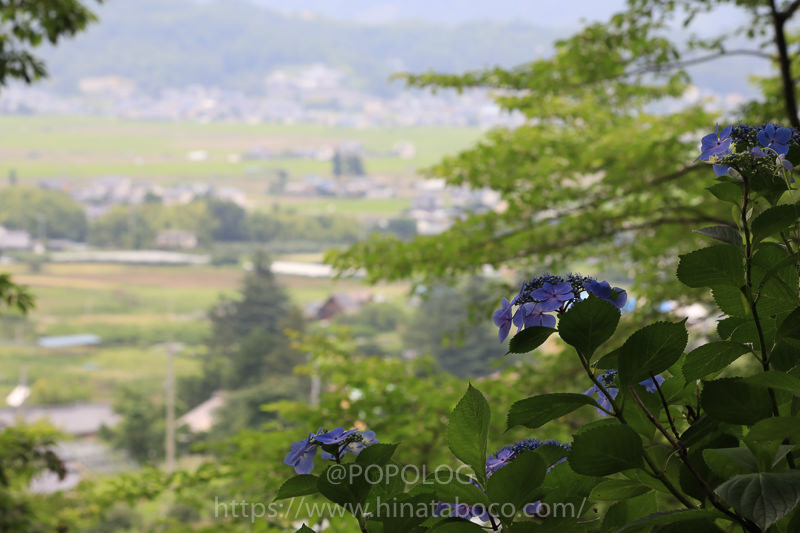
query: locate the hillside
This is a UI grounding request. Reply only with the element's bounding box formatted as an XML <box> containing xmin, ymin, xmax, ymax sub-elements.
<box><xmin>39</xmin><ymin>0</ymin><xmax>563</xmax><ymax>96</ymax></box>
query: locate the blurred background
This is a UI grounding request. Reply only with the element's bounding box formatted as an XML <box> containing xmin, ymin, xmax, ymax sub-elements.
<box><xmin>0</xmin><ymin>0</ymin><xmax>794</xmax><ymax>531</ymax></box>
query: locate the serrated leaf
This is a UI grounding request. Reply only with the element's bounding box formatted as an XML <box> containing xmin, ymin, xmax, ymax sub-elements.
<box><xmin>356</xmin><ymin>443</ymin><xmax>397</xmax><ymax>467</ymax></box>
<box><xmin>506</xmin><ymin>393</ymin><xmax>598</xmax><ymax>430</ymax></box>
<box><xmin>618</xmin><ymin>321</ymin><xmax>688</xmax><ymax>386</ymax></box>
<box><xmin>682</xmin><ymin>341</ymin><xmax>750</xmax><ymax>381</ymax></box>
<box><xmin>558</xmin><ymin>297</ymin><xmax>620</xmax><ymax>359</ymax></box>
<box><xmin>701</xmin><ymin>378</ymin><xmax>773</xmax><ymax>425</ymax></box>
<box><xmin>677</xmin><ymin>245</ymin><xmax>744</xmax><ymax>288</ymax></box>
<box><xmin>712</xmin><ymin>286</ymin><xmax>749</xmax><ymax>317</ymax></box>
<box><xmin>716</xmin><ymin>471</ymin><xmax>800</xmax><ymax>529</ymax></box>
<box><xmin>448</xmin><ymin>384</ymin><xmax>489</xmax><ymax>486</ymax></box>
<box><xmin>752</xmin><ymin>204</ymin><xmax>800</xmax><ymax>244</ymax></box>
<box><xmin>569</xmin><ymin>423</ymin><xmax>643</xmax><ymax>476</ymax></box>
<box><xmin>507</xmin><ymin>326</ymin><xmax>557</xmax><ymax>354</ymax></box>
<box><xmin>275</xmin><ymin>475</ymin><xmax>319</xmax><ymax>500</ymax></box>
<box><xmin>695</xmin><ymin>225</ymin><xmax>742</xmax><ymax>247</ymax></box>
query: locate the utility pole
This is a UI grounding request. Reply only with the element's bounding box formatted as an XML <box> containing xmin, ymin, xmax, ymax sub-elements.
<box><xmin>165</xmin><ymin>342</ymin><xmax>177</xmax><ymax>472</ymax></box>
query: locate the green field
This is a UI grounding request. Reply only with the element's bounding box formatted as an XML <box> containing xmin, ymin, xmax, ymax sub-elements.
<box><xmin>0</xmin><ymin>115</ymin><xmax>482</xmax><ymax>190</ymax></box>
<box><xmin>0</xmin><ymin>261</ymin><xmax>409</xmax><ymax>404</ymax></box>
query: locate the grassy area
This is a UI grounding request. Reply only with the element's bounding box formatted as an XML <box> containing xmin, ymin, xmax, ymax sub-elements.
<box><xmin>0</xmin><ymin>115</ymin><xmax>482</xmax><ymax>186</ymax></box>
<box><xmin>0</xmin><ymin>261</ymin><xmax>409</xmax><ymax>404</ymax></box>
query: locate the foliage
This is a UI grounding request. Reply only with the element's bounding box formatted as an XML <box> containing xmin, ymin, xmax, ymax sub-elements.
<box><xmin>0</xmin><ymin>423</ymin><xmax>69</xmax><ymax>532</ymax></box>
<box><xmin>100</xmin><ymin>385</ymin><xmax>167</xmax><ymax>465</ymax></box>
<box><xmin>405</xmin><ymin>278</ymin><xmax>509</xmax><ymax>377</ymax></box>
<box><xmin>0</xmin><ymin>0</ymin><xmax>101</xmax><ymax>85</ymax></box>
<box><xmin>180</xmin><ymin>251</ymin><xmax>304</xmax><ymax>408</ymax></box>
<box><xmin>277</xmin><ymin>122</ymin><xmax>800</xmax><ymax>532</ymax></box>
<box><xmin>0</xmin><ymin>186</ymin><xmax>87</xmax><ymax>241</ymax></box>
<box><xmin>326</xmin><ymin>0</ymin><xmax>800</xmax><ymax>307</ymax></box>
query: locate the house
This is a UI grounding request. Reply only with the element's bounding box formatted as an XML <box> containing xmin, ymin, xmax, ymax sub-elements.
<box><xmin>315</xmin><ymin>292</ymin><xmax>373</xmax><ymax>321</ymax></box>
<box><xmin>0</xmin><ymin>226</ymin><xmax>32</xmax><ymax>250</ymax></box>
<box><xmin>178</xmin><ymin>391</ymin><xmax>227</xmax><ymax>433</ymax></box>
<box><xmin>155</xmin><ymin>229</ymin><xmax>199</xmax><ymax>250</ymax></box>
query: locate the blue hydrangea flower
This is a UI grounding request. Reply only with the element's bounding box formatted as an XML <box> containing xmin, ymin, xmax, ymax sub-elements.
<box><xmin>284</xmin><ymin>433</ymin><xmax>318</xmax><ymax>475</ymax></box>
<box><xmin>530</xmin><ymin>281</ymin><xmax>574</xmax><ymax>312</ymax></box>
<box><xmin>314</xmin><ymin>427</ymin><xmax>358</xmax><ymax>445</ymax></box>
<box><xmin>343</xmin><ymin>430</ymin><xmax>379</xmax><ymax>456</ymax></box>
<box><xmin>641</xmin><ymin>375</ymin><xmax>665</xmax><ymax>394</ymax></box>
<box><xmin>697</xmin><ymin>124</ymin><xmax>732</xmax><ymax>161</ymax></box>
<box><xmin>486</xmin><ymin>439</ymin><xmax>570</xmax><ymax>477</ymax></box>
<box><xmin>757</xmin><ymin>124</ymin><xmax>792</xmax><ymax>155</ymax></box>
<box><xmin>493</xmin><ymin>297</ymin><xmax>514</xmax><ymax>342</ymax></box>
<box><xmin>513</xmin><ymin>302</ymin><xmax>557</xmax><ymax>329</ymax></box>
<box><xmin>286</xmin><ymin>428</ymin><xmax>378</xmax><ymax>471</ymax></box>
<box><xmin>584</xmin><ymin>280</ymin><xmax>627</xmax><ymax>309</ymax></box>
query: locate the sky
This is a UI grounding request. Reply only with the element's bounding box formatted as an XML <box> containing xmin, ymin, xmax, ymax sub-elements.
<box><xmin>246</xmin><ymin>0</ymin><xmax>748</xmax><ymax>31</ymax></box>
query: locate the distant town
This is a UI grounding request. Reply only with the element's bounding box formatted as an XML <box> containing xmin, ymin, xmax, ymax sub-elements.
<box><xmin>2</xmin><ymin>64</ymin><xmax>525</xmax><ymax>128</ymax></box>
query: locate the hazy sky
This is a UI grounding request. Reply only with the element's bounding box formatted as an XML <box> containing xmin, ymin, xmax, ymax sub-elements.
<box><xmin>247</xmin><ymin>0</ymin><xmax>747</xmax><ymax>31</ymax></box>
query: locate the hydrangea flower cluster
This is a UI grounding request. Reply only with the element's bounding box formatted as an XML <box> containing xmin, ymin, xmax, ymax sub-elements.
<box><xmin>583</xmin><ymin>370</ymin><xmax>665</xmax><ymax>415</ymax></box>
<box><xmin>284</xmin><ymin>427</ymin><xmax>379</xmax><ymax>475</ymax></box>
<box><xmin>697</xmin><ymin>122</ymin><xmax>799</xmax><ymax>177</ymax></box>
<box><xmin>437</xmin><ymin>438</ymin><xmax>570</xmax><ymax>521</ymax></box>
<box><xmin>485</xmin><ymin>438</ymin><xmax>570</xmax><ymax>477</ymax></box>
<box><xmin>493</xmin><ymin>274</ymin><xmax>627</xmax><ymax>342</ymax></box>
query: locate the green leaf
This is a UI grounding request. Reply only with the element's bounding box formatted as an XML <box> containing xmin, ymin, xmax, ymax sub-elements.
<box><xmin>715</xmin><ymin>471</ymin><xmax>800</xmax><ymax>530</ymax></box>
<box><xmin>753</xmin><ymin>245</ymin><xmax>798</xmax><ymax>291</ymax></box>
<box><xmin>448</xmin><ymin>384</ymin><xmax>490</xmax><ymax>486</ymax></box>
<box><xmin>707</xmin><ymin>182</ymin><xmax>742</xmax><ymax>204</ymax></box>
<box><xmin>744</xmin><ymin>370</ymin><xmax>800</xmax><ymax>395</ymax></box>
<box><xmin>747</xmin><ymin>417</ymin><xmax>800</xmax><ymax>443</ymax></box>
<box><xmin>317</xmin><ymin>465</ymin><xmax>363</xmax><ymax>507</ymax></box>
<box><xmin>569</xmin><ymin>423</ymin><xmax>643</xmax><ymax>476</ymax></box>
<box><xmin>557</xmin><ymin>296</ymin><xmax>620</xmax><ymax>359</ymax></box>
<box><xmin>618</xmin><ymin>321</ymin><xmax>688</xmax><ymax>386</ymax></box>
<box><xmin>428</xmin><ymin>519</ymin><xmax>486</xmax><ymax>532</ymax></box>
<box><xmin>613</xmin><ymin>510</ymin><xmax>725</xmax><ymax>532</ymax></box>
<box><xmin>694</xmin><ymin>225</ymin><xmax>742</xmax><ymax>247</ymax></box>
<box><xmin>295</xmin><ymin>525</ymin><xmax>315</xmax><ymax>533</ymax></box>
<box><xmin>356</xmin><ymin>443</ymin><xmax>398</xmax><ymax>467</ymax></box>
<box><xmin>702</xmin><ymin>448</ymin><xmax>758</xmax><ymax>479</ymax></box>
<box><xmin>701</xmin><ymin>378</ymin><xmax>773</xmax><ymax>425</ymax></box>
<box><xmin>752</xmin><ymin>204</ymin><xmax>800</xmax><ymax>244</ymax></box>
<box><xmin>431</xmin><ymin>472</ymin><xmax>488</xmax><ymax>507</ymax></box>
<box><xmin>487</xmin><ymin>451</ymin><xmax>545</xmax><ymax>523</ymax></box>
<box><xmin>507</xmin><ymin>326</ymin><xmax>557</xmax><ymax>354</ymax></box>
<box><xmin>589</xmin><ymin>478</ymin><xmax>650</xmax><ymax>501</ymax></box>
<box><xmin>677</xmin><ymin>245</ymin><xmax>743</xmax><ymax>288</ymax></box>
<box><xmin>275</xmin><ymin>474</ymin><xmax>319</xmax><ymax>500</ymax></box>
<box><xmin>533</xmin><ymin>443</ymin><xmax>570</xmax><ymax>468</ymax></box>
<box><xmin>682</xmin><ymin>341</ymin><xmax>750</xmax><ymax>381</ymax></box>
<box><xmin>778</xmin><ymin>307</ymin><xmax>800</xmax><ymax>340</ymax></box>
<box><xmin>712</xmin><ymin>286</ymin><xmax>749</xmax><ymax>317</ymax></box>
<box><xmin>507</xmin><ymin>393</ymin><xmax>598</xmax><ymax>430</ymax></box>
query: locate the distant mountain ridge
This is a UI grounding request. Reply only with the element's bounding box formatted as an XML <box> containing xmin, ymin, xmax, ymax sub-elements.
<box><xmin>38</xmin><ymin>0</ymin><xmax>563</xmax><ymax>96</ymax></box>
<box><xmin>32</xmin><ymin>0</ymin><xmax>763</xmax><ymax>100</ymax></box>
